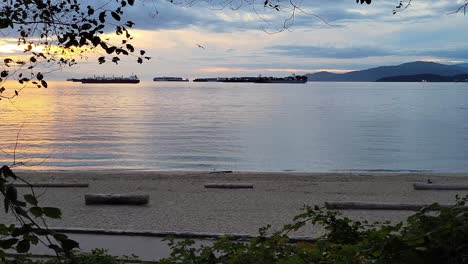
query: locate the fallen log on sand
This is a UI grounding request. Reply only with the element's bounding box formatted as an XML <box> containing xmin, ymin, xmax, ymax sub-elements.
<box><xmin>208</xmin><ymin>171</ymin><xmax>233</xmax><ymax>174</ymax></box>
<box><xmin>413</xmin><ymin>183</ymin><xmax>468</xmax><ymax>190</ymax></box>
<box><xmin>85</xmin><ymin>194</ymin><xmax>149</xmax><ymax>205</ymax></box>
<box><xmin>324</xmin><ymin>201</ymin><xmax>459</xmax><ymax>211</ymax></box>
<box><xmin>13</xmin><ymin>182</ymin><xmax>89</xmax><ymax>188</ymax></box>
<box><xmin>204</xmin><ymin>183</ymin><xmax>253</xmax><ymax>189</ymax></box>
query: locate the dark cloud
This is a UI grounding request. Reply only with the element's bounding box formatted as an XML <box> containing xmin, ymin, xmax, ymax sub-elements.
<box><xmin>90</xmin><ymin>0</ymin><xmax>464</xmax><ymax>34</ymax></box>
<box><xmin>116</xmin><ymin>1</ymin><xmax>390</xmax><ymax>32</ymax></box>
<box><xmin>120</xmin><ymin>1</ymin><xmax>220</xmax><ymax>30</ymax></box>
<box><xmin>410</xmin><ymin>49</ymin><xmax>468</xmax><ymax>60</ymax></box>
<box><xmin>267</xmin><ymin>45</ymin><xmax>394</xmax><ymax>59</ymax></box>
<box><xmin>266</xmin><ymin>43</ymin><xmax>468</xmax><ymax>62</ymax></box>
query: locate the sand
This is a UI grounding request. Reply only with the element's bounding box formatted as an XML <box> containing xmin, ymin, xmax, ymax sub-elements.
<box><xmin>2</xmin><ymin>171</ymin><xmax>468</xmax><ymax>237</ymax></box>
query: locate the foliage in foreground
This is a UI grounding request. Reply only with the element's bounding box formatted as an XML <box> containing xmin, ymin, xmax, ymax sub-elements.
<box><xmin>0</xmin><ymin>166</ymin><xmax>79</xmax><ymax>261</ymax></box>
<box><xmin>160</xmin><ymin>195</ymin><xmax>468</xmax><ymax>264</ymax></box>
<box><xmin>2</xmin><ymin>163</ymin><xmax>468</xmax><ymax>263</ymax></box>
<box><xmin>6</xmin><ymin>249</ymin><xmax>132</xmax><ymax>264</ymax></box>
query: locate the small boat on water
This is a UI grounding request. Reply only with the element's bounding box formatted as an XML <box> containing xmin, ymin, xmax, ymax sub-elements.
<box><xmin>67</xmin><ymin>75</ymin><xmax>140</xmax><ymax>84</ymax></box>
<box><xmin>153</xmin><ymin>77</ymin><xmax>189</xmax><ymax>82</ymax></box>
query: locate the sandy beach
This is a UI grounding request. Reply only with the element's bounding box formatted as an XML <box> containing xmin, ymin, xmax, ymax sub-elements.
<box><xmin>2</xmin><ymin>171</ymin><xmax>468</xmax><ymax>238</ymax></box>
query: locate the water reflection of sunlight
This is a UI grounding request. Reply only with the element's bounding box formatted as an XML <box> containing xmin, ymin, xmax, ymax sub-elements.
<box><xmin>1</xmin><ymin>81</ymin><xmax>273</xmax><ymax>170</ymax></box>
<box><xmin>0</xmin><ymin>83</ymin><xmax>60</xmax><ymax>167</ymax></box>
<box><xmin>0</xmin><ymin>81</ymin><xmax>165</xmax><ymax>170</ymax></box>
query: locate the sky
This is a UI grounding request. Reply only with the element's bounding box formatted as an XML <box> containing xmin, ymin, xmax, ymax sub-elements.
<box><xmin>2</xmin><ymin>0</ymin><xmax>468</xmax><ymax>79</ymax></box>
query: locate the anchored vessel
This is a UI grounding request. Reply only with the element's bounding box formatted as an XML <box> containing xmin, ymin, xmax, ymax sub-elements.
<box><xmin>68</xmin><ymin>75</ymin><xmax>140</xmax><ymax>84</ymax></box>
<box><xmin>66</xmin><ymin>78</ymin><xmax>82</xmax><ymax>82</ymax></box>
<box><xmin>193</xmin><ymin>78</ymin><xmax>223</xmax><ymax>82</ymax></box>
<box><xmin>153</xmin><ymin>77</ymin><xmax>189</xmax><ymax>82</ymax></box>
<box><xmin>193</xmin><ymin>75</ymin><xmax>308</xmax><ymax>83</ymax></box>
<box><xmin>254</xmin><ymin>75</ymin><xmax>308</xmax><ymax>83</ymax></box>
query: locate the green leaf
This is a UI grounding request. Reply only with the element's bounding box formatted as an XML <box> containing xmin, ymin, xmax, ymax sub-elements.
<box><xmin>0</xmin><ymin>238</ymin><xmax>18</xmax><ymax>249</ymax></box>
<box><xmin>91</xmin><ymin>36</ymin><xmax>101</xmax><ymax>46</ymax></box>
<box><xmin>128</xmin><ymin>0</ymin><xmax>135</xmax><ymax>5</ymax></box>
<box><xmin>6</xmin><ymin>185</ymin><xmax>17</xmax><ymax>202</ymax></box>
<box><xmin>53</xmin><ymin>234</ymin><xmax>68</xmax><ymax>241</ymax></box>
<box><xmin>26</xmin><ymin>235</ymin><xmax>39</xmax><ymax>245</ymax></box>
<box><xmin>87</xmin><ymin>7</ymin><xmax>95</xmax><ymax>16</ymax></box>
<box><xmin>99</xmin><ymin>11</ymin><xmax>106</xmax><ymax>23</ymax></box>
<box><xmin>81</xmin><ymin>23</ymin><xmax>92</xmax><ymax>30</ymax></box>
<box><xmin>111</xmin><ymin>11</ymin><xmax>121</xmax><ymax>21</ymax></box>
<box><xmin>11</xmin><ymin>226</ymin><xmax>28</xmax><ymax>237</ymax></box>
<box><xmin>0</xmin><ymin>224</ymin><xmax>8</xmax><ymax>235</ymax></box>
<box><xmin>60</xmin><ymin>238</ymin><xmax>79</xmax><ymax>251</ymax></box>
<box><xmin>24</xmin><ymin>194</ymin><xmax>38</xmax><ymax>206</ymax></box>
<box><xmin>0</xmin><ymin>18</ymin><xmax>10</xmax><ymax>29</ymax></box>
<box><xmin>2</xmin><ymin>166</ymin><xmax>17</xmax><ymax>178</ymax></box>
<box><xmin>43</xmin><ymin>207</ymin><xmax>62</xmax><ymax>219</ymax></box>
<box><xmin>126</xmin><ymin>44</ymin><xmax>134</xmax><ymax>52</ymax></box>
<box><xmin>16</xmin><ymin>239</ymin><xmax>30</xmax><ymax>253</ymax></box>
<box><xmin>105</xmin><ymin>46</ymin><xmax>116</xmax><ymax>54</ymax></box>
<box><xmin>30</xmin><ymin>207</ymin><xmax>43</xmax><ymax>217</ymax></box>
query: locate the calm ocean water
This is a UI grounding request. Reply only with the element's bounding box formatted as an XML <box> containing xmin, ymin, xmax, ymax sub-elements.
<box><xmin>0</xmin><ymin>81</ymin><xmax>467</xmax><ymax>172</ymax></box>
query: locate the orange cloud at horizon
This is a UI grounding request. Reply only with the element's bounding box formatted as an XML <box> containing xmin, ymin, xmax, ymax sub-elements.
<box><xmin>200</xmin><ymin>67</ymin><xmax>354</xmax><ymax>74</ymax></box>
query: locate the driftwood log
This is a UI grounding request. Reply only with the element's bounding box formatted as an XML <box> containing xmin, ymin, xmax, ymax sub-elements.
<box><xmin>324</xmin><ymin>201</ymin><xmax>457</xmax><ymax>211</ymax></box>
<box><xmin>413</xmin><ymin>183</ymin><xmax>468</xmax><ymax>190</ymax></box>
<box><xmin>208</xmin><ymin>171</ymin><xmax>233</xmax><ymax>174</ymax></box>
<box><xmin>13</xmin><ymin>183</ymin><xmax>89</xmax><ymax>188</ymax></box>
<box><xmin>85</xmin><ymin>194</ymin><xmax>149</xmax><ymax>205</ymax></box>
<box><xmin>204</xmin><ymin>183</ymin><xmax>253</xmax><ymax>189</ymax></box>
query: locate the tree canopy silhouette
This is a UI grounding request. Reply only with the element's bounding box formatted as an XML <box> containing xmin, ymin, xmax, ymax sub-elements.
<box><xmin>0</xmin><ymin>0</ymin><xmax>464</xmax><ymax>262</ymax></box>
<box><xmin>0</xmin><ymin>0</ymin><xmax>149</xmax><ymax>100</ymax></box>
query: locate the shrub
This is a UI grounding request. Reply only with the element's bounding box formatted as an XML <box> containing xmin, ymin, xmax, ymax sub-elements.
<box><xmin>6</xmin><ymin>249</ymin><xmax>132</xmax><ymax>264</ymax></box>
<box><xmin>160</xmin><ymin>195</ymin><xmax>468</xmax><ymax>264</ymax></box>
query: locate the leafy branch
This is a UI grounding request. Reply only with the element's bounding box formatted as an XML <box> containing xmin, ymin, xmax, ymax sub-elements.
<box><xmin>0</xmin><ymin>165</ymin><xmax>79</xmax><ymax>262</ymax></box>
<box><xmin>0</xmin><ymin>0</ymin><xmax>150</xmax><ymax>99</ymax></box>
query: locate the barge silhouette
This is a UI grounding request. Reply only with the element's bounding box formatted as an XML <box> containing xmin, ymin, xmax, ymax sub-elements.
<box><xmin>67</xmin><ymin>75</ymin><xmax>140</xmax><ymax>84</ymax></box>
<box><xmin>193</xmin><ymin>75</ymin><xmax>307</xmax><ymax>83</ymax></box>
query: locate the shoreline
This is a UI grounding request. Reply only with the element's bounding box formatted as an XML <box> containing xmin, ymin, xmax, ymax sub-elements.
<box><xmin>2</xmin><ymin>171</ymin><xmax>468</xmax><ymax>237</ymax></box>
<box><xmin>12</xmin><ymin>169</ymin><xmax>468</xmax><ymax>176</ymax></box>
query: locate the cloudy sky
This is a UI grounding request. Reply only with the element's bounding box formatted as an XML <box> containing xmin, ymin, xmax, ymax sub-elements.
<box><xmin>3</xmin><ymin>0</ymin><xmax>468</xmax><ymax>79</ymax></box>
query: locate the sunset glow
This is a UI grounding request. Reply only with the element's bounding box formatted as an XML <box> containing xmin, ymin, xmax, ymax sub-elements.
<box><xmin>200</xmin><ymin>67</ymin><xmax>354</xmax><ymax>74</ymax></box>
<box><xmin>0</xmin><ymin>1</ymin><xmax>466</xmax><ymax>79</ymax></box>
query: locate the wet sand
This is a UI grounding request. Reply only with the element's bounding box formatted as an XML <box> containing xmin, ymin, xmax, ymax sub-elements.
<box><xmin>2</xmin><ymin>171</ymin><xmax>468</xmax><ymax>237</ymax></box>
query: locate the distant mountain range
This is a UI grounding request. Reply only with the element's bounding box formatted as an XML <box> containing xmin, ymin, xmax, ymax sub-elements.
<box><xmin>306</xmin><ymin>61</ymin><xmax>468</xmax><ymax>82</ymax></box>
<box><xmin>377</xmin><ymin>74</ymin><xmax>468</xmax><ymax>82</ymax></box>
